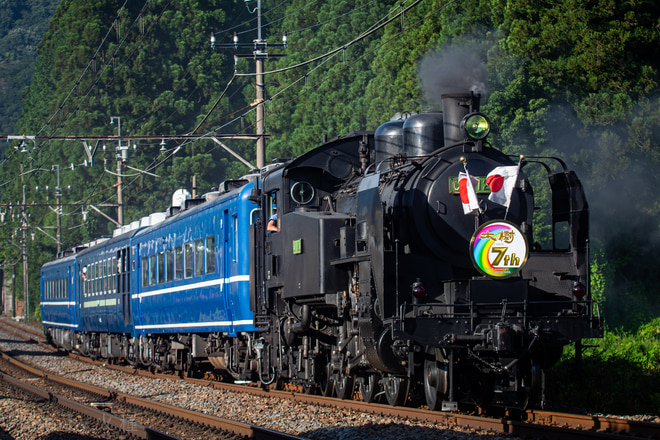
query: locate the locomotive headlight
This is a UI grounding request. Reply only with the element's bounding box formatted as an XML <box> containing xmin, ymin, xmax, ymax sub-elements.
<box><xmin>461</xmin><ymin>113</ymin><xmax>491</xmax><ymax>140</ymax></box>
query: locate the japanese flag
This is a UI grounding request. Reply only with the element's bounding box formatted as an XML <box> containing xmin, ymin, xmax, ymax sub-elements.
<box><xmin>486</xmin><ymin>166</ymin><xmax>519</xmax><ymax>207</ymax></box>
<box><xmin>458</xmin><ymin>171</ymin><xmax>480</xmax><ymax>215</ymax></box>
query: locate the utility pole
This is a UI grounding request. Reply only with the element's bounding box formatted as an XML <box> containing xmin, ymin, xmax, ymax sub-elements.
<box><xmin>21</xmin><ymin>184</ymin><xmax>28</xmax><ymax>321</ymax></box>
<box><xmin>211</xmin><ymin>0</ymin><xmax>287</xmax><ymax>168</ymax></box>
<box><xmin>254</xmin><ymin>0</ymin><xmax>266</xmax><ymax>169</ymax></box>
<box><xmin>110</xmin><ymin>116</ymin><xmax>124</xmax><ymax>225</ymax></box>
<box><xmin>35</xmin><ymin>165</ymin><xmax>65</xmax><ymax>254</ymax></box>
<box><xmin>53</xmin><ymin>165</ymin><xmax>62</xmax><ymax>255</ymax></box>
<box><xmin>256</xmin><ymin>52</ymin><xmax>265</xmax><ymax>169</ymax></box>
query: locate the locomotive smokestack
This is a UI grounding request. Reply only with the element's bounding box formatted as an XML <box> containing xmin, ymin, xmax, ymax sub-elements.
<box><xmin>441</xmin><ymin>93</ymin><xmax>480</xmax><ymax>146</ymax></box>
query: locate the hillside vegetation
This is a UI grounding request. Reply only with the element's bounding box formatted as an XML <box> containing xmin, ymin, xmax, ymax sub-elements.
<box><xmin>0</xmin><ymin>0</ymin><xmax>60</xmax><ymax>136</ymax></box>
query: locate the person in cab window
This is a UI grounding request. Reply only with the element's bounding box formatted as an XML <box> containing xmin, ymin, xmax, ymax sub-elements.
<box><xmin>267</xmin><ymin>190</ymin><xmax>279</xmax><ymax>232</ymax></box>
<box><xmin>267</xmin><ymin>212</ymin><xmax>278</xmax><ymax>232</ymax></box>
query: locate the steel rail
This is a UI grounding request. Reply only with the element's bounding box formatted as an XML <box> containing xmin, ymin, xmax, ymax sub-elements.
<box><xmin>0</xmin><ymin>370</ymin><xmax>178</xmax><ymax>440</ymax></box>
<box><xmin>0</xmin><ymin>348</ymin><xmax>304</xmax><ymax>440</ymax></box>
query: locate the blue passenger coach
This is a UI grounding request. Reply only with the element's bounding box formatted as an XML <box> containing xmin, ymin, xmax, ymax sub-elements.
<box><xmin>41</xmin><ymin>253</ymin><xmax>79</xmax><ymax>350</ymax></box>
<box><xmin>76</xmin><ymin>229</ymin><xmax>139</xmax><ymax>341</ymax></box>
<box><xmin>41</xmin><ymin>175</ymin><xmax>261</xmax><ymax>372</ymax></box>
<box><xmin>131</xmin><ymin>181</ymin><xmax>257</xmax><ymax>338</ymax></box>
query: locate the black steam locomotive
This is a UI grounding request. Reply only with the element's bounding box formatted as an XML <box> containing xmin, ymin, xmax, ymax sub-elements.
<box><xmin>250</xmin><ymin>92</ymin><xmax>602</xmax><ymax>409</ymax></box>
<box><xmin>42</xmin><ymin>92</ymin><xmax>602</xmax><ymax>411</ymax></box>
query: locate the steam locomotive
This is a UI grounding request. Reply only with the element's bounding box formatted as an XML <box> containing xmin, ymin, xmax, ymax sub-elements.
<box><xmin>41</xmin><ymin>93</ymin><xmax>602</xmax><ymax>410</ymax></box>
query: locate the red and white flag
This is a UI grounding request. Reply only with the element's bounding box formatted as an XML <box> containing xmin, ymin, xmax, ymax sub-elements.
<box><xmin>458</xmin><ymin>171</ymin><xmax>480</xmax><ymax>215</ymax></box>
<box><xmin>486</xmin><ymin>166</ymin><xmax>519</xmax><ymax>207</ymax></box>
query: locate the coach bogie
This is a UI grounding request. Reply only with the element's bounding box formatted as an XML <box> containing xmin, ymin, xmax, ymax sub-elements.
<box><xmin>45</xmin><ymin>327</ymin><xmax>73</xmax><ymax>352</ymax></box>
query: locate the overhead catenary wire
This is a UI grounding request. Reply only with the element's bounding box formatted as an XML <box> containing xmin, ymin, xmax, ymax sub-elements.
<box><xmin>193</xmin><ymin>0</ymin><xmax>431</xmax><ymax>143</ymax></box>
<box><xmin>233</xmin><ymin>0</ymin><xmax>423</xmax><ymax>77</ymax></box>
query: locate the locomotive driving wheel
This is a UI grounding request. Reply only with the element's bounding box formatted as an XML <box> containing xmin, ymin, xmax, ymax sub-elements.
<box><xmin>423</xmin><ymin>349</ymin><xmax>449</xmax><ymax>411</ymax></box>
<box><xmin>383</xmin><ymin>376</ymin><xmax>410</xmax><ymax>406</ymax></box>
<box><xmin>358</xmin><ymin>374</ymin><xmax>380</xmax><ymax>403</ymax></box>
<box><xmin>320</xmin><ymin>363</ymin><xmax>335</xmax><ymax>397</ymax></box>
<box><xmin>333</xmin><ymin>370</ymin><xmax>355</xmax><ymax>400</ymax></box>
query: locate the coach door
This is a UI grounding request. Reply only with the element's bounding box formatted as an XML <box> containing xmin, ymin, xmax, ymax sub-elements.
<box><xmin>117</xmin><ymin>246</ymin><xmax>131</xmax><ymax>326</ymax></box>
<box><xmin>223</xmin><ymin>209</ymin><xmax>234</xmax><ymax>327</ymax></box>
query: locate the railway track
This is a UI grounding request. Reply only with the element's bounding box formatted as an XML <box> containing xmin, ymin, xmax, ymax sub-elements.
<box><xmin>2</xmin><ymin>318</ymin><xmax>658</xmax><ymax>440</ymax></box>
<box><xmin>0</xmin><ymin>348</ymin><xmax>303</xmax><ymax>440</ymax></box>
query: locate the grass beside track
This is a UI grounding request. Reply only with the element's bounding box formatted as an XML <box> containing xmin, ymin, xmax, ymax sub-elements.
<box><xmin>547</xmin><ymin>318</ymin><xmax>660</xmax><ymax>416</ymax></box>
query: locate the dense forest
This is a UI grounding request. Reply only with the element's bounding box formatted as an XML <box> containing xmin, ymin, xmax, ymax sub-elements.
<box><xmin>0</xmin><ymin>0</ymin><xmax>60</xmax><ymax>136</ymax></box>
<box><xmin>1</xmin><ymin>0</ymin><xmax>659</xmax><ymax>336</ymax></box>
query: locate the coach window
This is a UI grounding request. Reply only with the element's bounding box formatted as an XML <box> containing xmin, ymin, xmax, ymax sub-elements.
<box><xmin>100</xmin><ymin>260</ymin><xmax>104</xmax><ymax>293</ymax></box>
<box><xmin>142</xmin><ymin>256</ymin><xmax>149</xmax><ymax>287</ymax></box>
<box><xmin>149</xmin><ymin>254</ymin><xmax>157</xmax><ymax>286</ymax></box>
<box><xmin>106</xmin><ymin>258</ymin><xmax>111</xmax><ymax>292</ymax></box>
<box><xmin>157</xmin><ymin>251</ymin><xmax>165</xmax><ymax>284</ymax></box>
<box><xmin>112</xmin><ymin>257</ymin><xmax>117</xmax><ymax>293</ymax></box>
<box><xmin>97</xmin><ymin>261</ymin><xmax>101</xmax><ymax>294</ymax></box>
<box><xmin>165</xmin><ymin>248</ymin><xmax>173</xmax><ymax>282</ymax></box>
<box><xmin>107</xmin><ymin>258</ymin><xmax>113</xmax><ymax>292</ymax></box>
<box><xmin>194</xmin><ymin>239</ymin><xmax>204</xmax><ymax>277</ymax></box>
<box><xmin>94</xmin><ymin>262</ymin><xmax>98</xmax><ymax>294</ymax></box>
<box><xmin>102</xmin><ymin>259</ymin><xmax>107</xmax><ymax>293</ymax></box>
<box><xmin>96</xmin><ymin>262</ymin><xmax>100</xmax><ymax>295</ymax></box>
<box><xmin>184</xmin><ymin>242</ymin><xmax>193</xmax><ymax>278</ymax></box>
<box><xmin>99</xmin><ymin>260</ymin><xmax>104</xmax><ymax>293</ymax></box>
<box><xmin>174</xmin><ymin>245</ymin><xmax>183</xmax><ymax>281</ymax></box>
<box><xmin>206</xmin><ymin>235</ymin><xmax>216</xmax><ymax>274</ymax></box>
